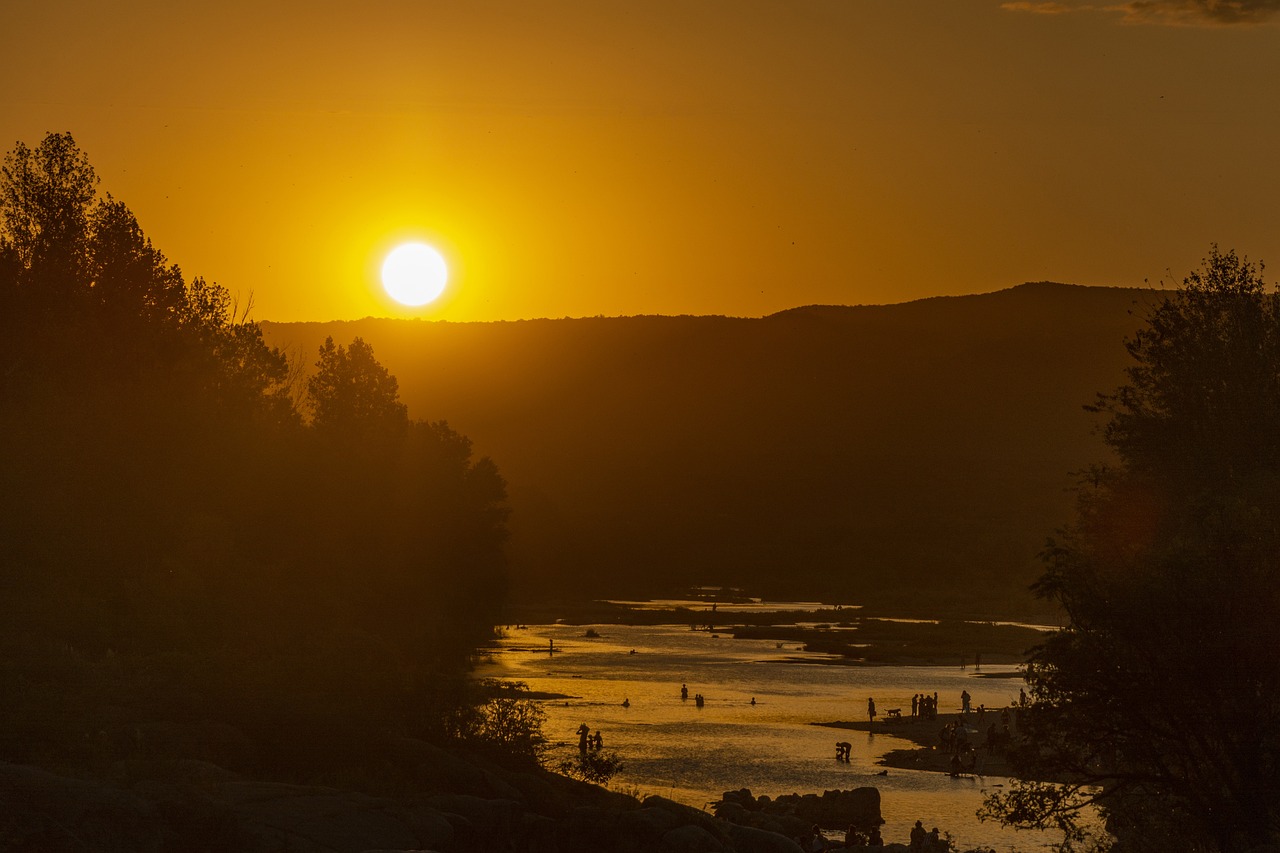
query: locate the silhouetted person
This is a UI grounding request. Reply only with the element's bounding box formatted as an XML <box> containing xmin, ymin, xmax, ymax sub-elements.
<box><xmin>961</xmin><ymin>689</ymin><xmax>971</xmax><ymax>714</ymax></box>
<box><xmin>869</xmin><ymin>826</ymin><xmax>883</xmax><ymax>846</ymax></box>
<box><xmin>910</xmin><ymin>820</ymin><xmax>926</xmax><ymax>849</ymax></box>
<box><xmin>592</xmin><ymin>731</ymin><xmax>603</xmax><ymax>750</ymax></box>
<box><xmin>577</xmin><ymin>723</ymin><xmax>590</xmax><ymax>753</ymax></box>
<box><xmin>750</xmin><ymin>696</ymin><xmax>756</xmax><ymax>706</ymax></box>
<box><xmin>681</xmin><ymin>683</ymin><xmax>688</xmax><ymax>700</ymax></box>
<box><xmin>911</xmin><ymin>694</ymin><xmax>919</xmax><ymax>717</ymax></box>
<box><xmin>868</xmin><ymin>697</ymin><xmax>877</xmax><ymax>724</ymax></box>
<box><xmin>621</xmin><ymin>697</ymin><xmax>630</xmax><ymax>707</ymax></box>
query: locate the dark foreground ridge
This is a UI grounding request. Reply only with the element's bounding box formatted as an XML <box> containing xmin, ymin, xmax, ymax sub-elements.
<box><xmin>0</xmin><ymin>746</ymin><xmax>721</xmax><ymax>853</ymax></box>
<box><xmin>4</xmin><ymin>752</ymin><xmax>970</xmax><ymax>853</ymax></box>
<box><xmin>0</xmin><ymin>757</ymin><xmax>906</xmax><ymax>853</ymax></box>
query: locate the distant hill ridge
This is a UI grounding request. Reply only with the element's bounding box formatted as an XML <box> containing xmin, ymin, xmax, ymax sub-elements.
<box><xmin>262</xmin><ymin>282</ymin><xmax>1156</xmax><ymax>617</ymax></box>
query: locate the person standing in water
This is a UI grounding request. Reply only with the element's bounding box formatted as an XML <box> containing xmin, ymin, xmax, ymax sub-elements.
<box><xmin>868</xmin><ymin>697</ymin><xmax>877</xmax><ymax>724</ymax></box>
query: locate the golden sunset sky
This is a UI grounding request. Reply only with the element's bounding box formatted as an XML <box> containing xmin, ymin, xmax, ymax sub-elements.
<box><xmin>4</xmin><ymin>1</ymin><xmax>1278</xmax><ymax>322</ymax></box>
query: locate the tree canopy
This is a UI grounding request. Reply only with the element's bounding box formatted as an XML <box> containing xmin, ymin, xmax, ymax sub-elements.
<box><xmin>985</xmin><ymin>248</ymin><xmax>1280</xmax><ymax>853</ymax></box>
<box><xmin>308</xmin><ymin>335</ymin><xmax>409</xmax><ymax>439</ymax></box>
<box><xmin>0</xmin><ymin>132</ymin><xmax>509</xmax><ymax>776</ymax></box>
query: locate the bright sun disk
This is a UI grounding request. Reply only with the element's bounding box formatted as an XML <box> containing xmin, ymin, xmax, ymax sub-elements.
<box><xmin>381</xmin><ymin>242</ymin><xmax>448</xmax><ymax>307</ymax></box>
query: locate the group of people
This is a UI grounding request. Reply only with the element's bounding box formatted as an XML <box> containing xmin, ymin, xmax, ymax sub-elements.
<box><xmin>908</xmin><ymin>820</ymin><xmax>950</xmax><ymax>850</ymax></box>
<box><xmin>680</xmin><ymin>683</ymin><xmax>707</xmax><ymax>707</ymax></box>
<box><xmin>800</xmin><ymin>823</ymin><xmax>884</xmax><ymax>850</ymax></box>
<box><xmin>937</xmin><ymin>718</ymin><xmax>972</xmax><ymax>754</ymax></box>
<box><xmin>576</xmin><ymin>723</ymin><xmax>604</xmax><ymax>753</ymax></box>
<box><xmin>797</xmin><ymin>818</ymin><xmax>950</xmax><ymax>850</ymax></box>
<box><xmin>941</xmin><ymin>697</ymin><xmax>1019</xmax><ymax>774</ymax></box>
<box><xmin>910</xmin><ymin>692</ymin><xmax>940</xmax><ymax>720</ymax></box>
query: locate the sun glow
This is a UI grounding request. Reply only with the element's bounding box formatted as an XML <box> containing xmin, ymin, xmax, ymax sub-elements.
<box><xmin>381</xmin><ymin>242</ymin><xmax>448</xmax><ymax>307</ymax></box>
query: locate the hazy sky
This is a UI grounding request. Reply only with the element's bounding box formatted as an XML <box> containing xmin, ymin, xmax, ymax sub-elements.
<box><xmin>4</xmin><ymin>1</ymin><xmax>1278</xmax><ymax>322</ymax></box>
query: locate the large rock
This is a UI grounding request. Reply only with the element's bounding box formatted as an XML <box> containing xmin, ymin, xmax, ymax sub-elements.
<box><xmin>661</xmin><ymin>823</ymin><xmax>730</xmax><ymax>852</ymax></box>
<box><xmin>0</xmin><ymin>762</ymin><xmax>165</xmax><ymax>852</ymax></box>
<box><xmin>643</xmin><ymin>795</ymin><xmax>729</xmax><ymax>839</ymax></box>
<box><xmin>715</xmin><ymin>787</ymin><xmax>882</xmax><ymax>832</ymax></box>
<box><xmin>425</xmin><ymin>793</ymin><xmax>521</xmax><ymax>835</ymax></box>
<box><xmin>623</xmin><ymin>804</ymin><xmax>684</xmax><ymax>837</ymax></box>
<box><xmin>230</xmin><ymin>787</ymin><xmax>423</xmax><ymax>852</ymax></box>
<box><xmin>724</xmin><ymin>822</ymin><xmax>805</xmax><ymax>853</ymax></box>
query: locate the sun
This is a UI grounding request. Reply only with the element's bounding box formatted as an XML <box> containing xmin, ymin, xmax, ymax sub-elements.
<box><xmin>381</xmin><ymin>242</ymin><xmax>448</xmax><ymax>307</ymax></box>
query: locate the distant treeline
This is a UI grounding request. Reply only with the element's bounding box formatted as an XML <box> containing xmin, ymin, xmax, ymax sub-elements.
<box><xmin>0</xmin><ymin>133</ymin><xmax>508</xmax><ymax>774</ymax></box>
<box><xmin>264</xmin><ymin>284</ymin><xmax>1156</xmax><ymax>617</ymax></box>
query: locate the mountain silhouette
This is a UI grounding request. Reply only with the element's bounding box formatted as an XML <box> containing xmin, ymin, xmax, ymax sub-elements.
<box><xmin>262</xmin><ymin>282</ymin><xmax>1157</xmax><ymax>616</ymax></box>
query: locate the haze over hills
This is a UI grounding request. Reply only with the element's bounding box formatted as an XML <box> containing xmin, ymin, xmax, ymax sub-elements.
<box><xmin>261</xmin><ymin>282</ymin><xmax>1158</xmax><ymax>618</ymax></box>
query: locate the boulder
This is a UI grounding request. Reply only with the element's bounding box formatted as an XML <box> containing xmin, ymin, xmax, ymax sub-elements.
<box><xmin>730</xmin><ymin>787</ymin><xmax>881</xmax><ymax>831</ymax></box>
<box><xmin>724</xmin><ymin>822</ymin><xmax>805</xmax><ymax>853</ymax></box>
<box><xmin>661</xmin><ymin>823</ymin><xmax>729</xmax><ymax>852</ymax></box>
<box><xmin>231</xmin><ymin>789</ymin><xmax>421</xmax><ymax>853</ymax></box>
<box><xmin>424</xmin><ymin>793</ymin><xmax>522</xmax><ymax>837</ymax></box>
<box><xmin>0</xmin><ymin>761</ymin><xmax>165</xmax><ymax>852</ymax></box>
<box><xmin>624</xmin><ymin>804</ymin><xmax>684</xmax><ymax>836</ymax></box>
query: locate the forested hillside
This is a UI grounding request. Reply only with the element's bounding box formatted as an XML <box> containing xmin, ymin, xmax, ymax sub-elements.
<box><xmin>264</xmin><ymin>282</ymin><xmax>1155</xmax><ymax>617</ymax></box>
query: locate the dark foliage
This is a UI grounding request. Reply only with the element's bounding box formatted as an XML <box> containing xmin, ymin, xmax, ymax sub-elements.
<box><xmin>984</xmin><ymin>248</ymin><xmax>1280</xmax><ymax>852</ymax></box>
<box><xmin>0</xmin><ymin>133</ymin><xmax>509</xmax><ymax>779</ymax></box>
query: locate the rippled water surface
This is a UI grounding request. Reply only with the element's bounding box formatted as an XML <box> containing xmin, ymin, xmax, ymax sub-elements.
<box><xmin>478</xmin><ymin>606</ymin><xmax>1058</xmax><ymax>851</ymax></box>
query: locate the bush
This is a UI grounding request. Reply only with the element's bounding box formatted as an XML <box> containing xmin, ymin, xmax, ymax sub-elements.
<box><xmin>558</xmin><ymin>749</ymin><xmax>625</xmax><ymax>786</ymax></box>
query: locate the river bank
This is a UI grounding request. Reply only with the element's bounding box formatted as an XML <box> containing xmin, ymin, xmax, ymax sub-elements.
<box><xmin>816</xmin><ymin>711</ymin><xmax>1020</xmax><ymax>777</ymax></box>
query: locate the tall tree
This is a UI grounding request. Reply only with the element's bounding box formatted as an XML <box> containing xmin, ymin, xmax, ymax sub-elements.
<box><xmin>0</xmin><ymin>131</ymin><xmax>96</xmax><ymax>297</ymax></box>
<box><xmin>984</xmin><ymin>248</ymin><xmax>1280</xmax><ymax>852</ymax></box>
<box><xmin>307</xmin><ymin>335</ymin><xmax>408</xmax><ymax>440</ymax></box>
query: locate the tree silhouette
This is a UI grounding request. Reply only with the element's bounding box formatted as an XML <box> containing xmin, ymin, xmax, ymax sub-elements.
<box><xmin>0</xmin><ymin>132</ymin><xmax>97</xmax><ymax>296</ymax></box>
<box><xmin>984</xmin><ymin>248</ymin><xmax>1280</xmax><ymax>852</ymax></box>
<box><xmin>307</xmin><ymin>335</ymin><xmax>409</xmax><ymax>439</ymax></box>
<box><xmin>0</xmin><ymin>132</ymin><xmax>510</xmax><ymax>778</ymax></box>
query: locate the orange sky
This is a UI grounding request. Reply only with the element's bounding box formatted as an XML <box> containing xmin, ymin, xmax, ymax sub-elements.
<box><xmin>4</xmin><ymin>1</ymin><xmax>1278</xmax><ymax>322</ymax></box>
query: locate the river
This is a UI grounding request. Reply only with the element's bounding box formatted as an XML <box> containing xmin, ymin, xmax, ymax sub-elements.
<box><xmin>476</xmin><ymin>601</ymin><xmax>1060</xmax><ymax>851</ymax></box>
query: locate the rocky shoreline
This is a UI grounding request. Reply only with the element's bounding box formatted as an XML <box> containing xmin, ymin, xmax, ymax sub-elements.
<box><xmin>0</xmin><ymin>744</ymin><xmax>898</xmax><ymax>853</ymax></box>
<box><xmin>1</xmin><ymin>744</ymin><xmax>999</xmax><ymax>853</ymax></box>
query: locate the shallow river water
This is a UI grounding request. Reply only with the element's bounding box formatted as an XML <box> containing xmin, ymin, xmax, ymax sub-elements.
<box><xmin>477</xmin><ymin>603</ymin><xmax>1059</xmax><ymax>851</ymax></box>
